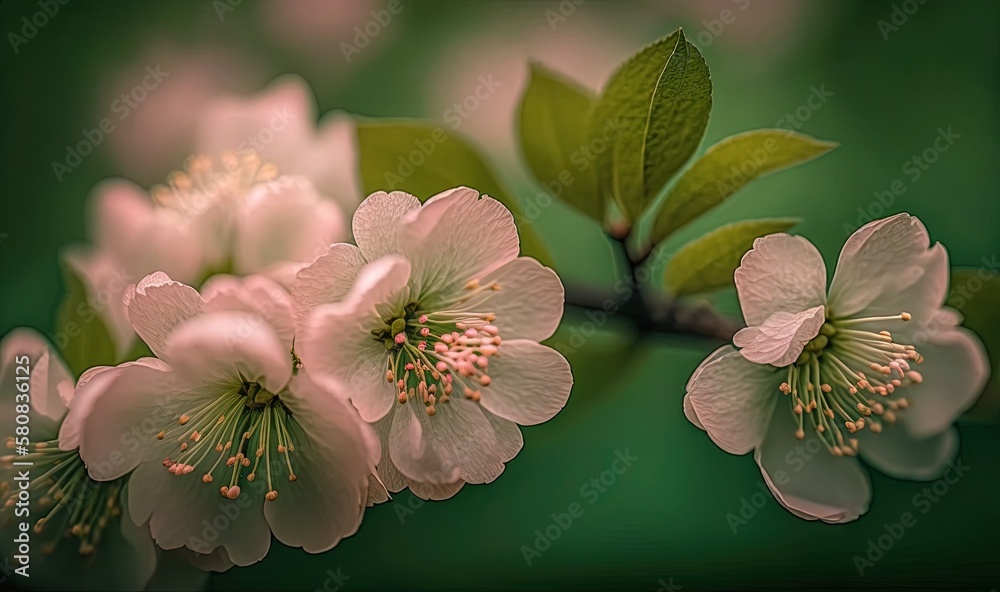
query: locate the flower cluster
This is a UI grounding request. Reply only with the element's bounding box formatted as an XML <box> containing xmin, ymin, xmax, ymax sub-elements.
<box><xmin>0</xmin><ymin>81</ymin><xmax>571</xmax><ymax>589</ymax></box>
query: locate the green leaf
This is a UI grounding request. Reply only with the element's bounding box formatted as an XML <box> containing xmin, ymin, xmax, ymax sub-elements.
<box><xmin>664</xmin><ymin>218</ymin><xmax>800</xmax><ymax>296</ymax></box>
<box><xmin>652</xmin><ymin>129</ymin><xmax>837</xmax><ymax>243</ymax></box>
<box><xmin>54</xmin><ymin>261</ymin><xmax>118</xmax><ymax>376</ymax></box>
<box><xmin>517</xmin><ymin>63</ymin><xmax>603</xmax><ymax>223</ymax></box>
<box><xmin>589</xmin><ymin>28</ymin><xmax>712</xmax><ymax>223</ymax></box>
<box><xmin>948</xmin><ymin>267</ymin><xmax>1000</xmax><ymax>422</ymax></box>
<box><xmin>356</xmin><ymin>120</ymin><xmax>553</xmax><ymax>266</ymax></box>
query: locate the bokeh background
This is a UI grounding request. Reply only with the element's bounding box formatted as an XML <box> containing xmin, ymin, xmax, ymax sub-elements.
<box><xmin>2</xmin><ymin>0</ymin><xmax>999</xmax><ymax>590</ymax></box>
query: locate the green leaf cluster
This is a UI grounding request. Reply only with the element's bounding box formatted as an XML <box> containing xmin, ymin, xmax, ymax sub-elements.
<box><xmin>515</xmin><ymin>28</ymin><xmax>837</xmax><ymax>296</ymax></box>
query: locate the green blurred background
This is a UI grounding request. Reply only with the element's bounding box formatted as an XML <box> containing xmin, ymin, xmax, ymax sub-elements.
<box><xmin>2</xmin><ymin>0</ymin><xmax>998</xmax><ymax>589</ymax></box>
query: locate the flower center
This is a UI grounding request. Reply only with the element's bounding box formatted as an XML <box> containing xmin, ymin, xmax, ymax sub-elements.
<box><xmin>157</xmin><ymin>378</ymin><xmax>298</xmax><ymax>502</ymax></box>
<box><xmin>2</xmin><ymin>439</ymin><xmax>124</xmax><ymax>557</ymax></box>
<box><xmin>778</xmin><ymin>312</ymin><xmax>923</xmax><ymax>456</ymax></box>
<box><xmin>150</xmin><ymin>150</ymin><xmax>277</xmax><ymax>218</ymax></box>
<box><xmin>376</xmin><ymin>280</ymin><xmax>503</xmax><ymax>417</ymax></box>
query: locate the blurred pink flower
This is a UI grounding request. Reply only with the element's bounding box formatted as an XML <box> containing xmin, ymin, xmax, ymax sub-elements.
<box><xmin>67</xmin><ymin>151</ymin><xmax>345</xmax><ymax>358</ymax></box>
<box><xmin>258</xmin><ymin>0</ymin><xmax>392</xmax><ymax>68</ymax></box>
<box><xmin>102</xmin><ymin>46</ymin><xmax>258</xmax><ymax>184</ymax></box>
<box><xmin>195</xmin><ymin>74</ymin><xmax>362</xmax><ymax>212</ymax></box>
<box><xmin>423</xmin><ymin>17</ymin><xmax>634</xmax><ymax>168</ymax></box>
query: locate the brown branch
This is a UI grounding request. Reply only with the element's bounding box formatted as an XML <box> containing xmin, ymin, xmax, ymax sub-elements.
<box><xmin>562</xmin><ymin>282</ymin><xmax>742</xmax><ymax>343</ymax></box>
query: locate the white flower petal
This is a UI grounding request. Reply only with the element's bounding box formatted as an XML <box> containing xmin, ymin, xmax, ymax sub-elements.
<box><xmin>484</xmin><ymin>409</ymin><xmax>524</xmax><ymax>463</ymax></box>
<box><xmin>733</xmin><ymin>305</ymin><xmax>826</xmax><ymax>367</ymax></box>
<box><xmin>858</xmin><ymin>426</ymin><xmax>958</xmax><ymax>480</ymax></box>
<box><xmin>476</xmin><ymin>257</ymin><xmax>564</xmax><ymax>341</ymax></box>
<box><xmin>366</xmin><ymin>472</ymin><xmax>390</xmax><ymax>507</ymax></box>
<box><xmin>1</xmin><ymin>329</ymin><xmax>72</xmax><ymax>435</ymax></box>
<box><xmin>63</xmin><ymin>247</ymin><xmax>136</xmax><ymax>358</ymax></box>
<box><xmin>264</xmin><ymin>373</ymin><xmax>376</xmax><ymax>553</ymax></box>
<box><xmin>124</xmin><ymin>272</ymin><xmax>204</xmax><ymax>360</ymax></box>
<box><xmin>232</xmin><ymin>176</ymin><xmax>345</xmax><ymax>274</ymax></box>
<box><xmin>478</xmin><ymin>340</ymin><xmax>572</xmax><ymax>426</ymax></box>
<box><xmin>858</xmin><ymin>243</ymin><xmax>948</xmax><ymax>322</ymax></box>
<box><xmin>409</xmin><ymin>478</ymin><xmax>466</xmax><ymax>501</ymax></box>
<box><xmin>398</xmin><ymin>188</ymin><xmax>519</xmax><ymax>298</ymax></box>
<box><xmin>298</xmin><ymin>256</ymin><xmax>412</xmax><ymax>422</ymax></box>
<box><xmin>683</xmin><ymin>394</ymin><xmax>704</xmax><ymax>431</ymax></box>
<box><xmin>59</xmin><ymin>357</ymin><xmax>170</xmax><ymax>451</ymax></box>
<box><xmin>371</xmin><ymin>413</ymin><xmax>409</xmax><ymax>494</ymax></box>
<box><xmin>897</xmin><ymin>327</ymin><xmax>989</xmax><ymax>439</ymax></box>
<box><xmin>161</xmin><ymin>311</ymin><xmax>292</xmax><ymax>395</ymax></box>
<box><xmin>828</xmin><ymin>213</ymin><xmax>936</xmax><ymax>318</ymax></box>
<box><xmin>755</xmin><ymin>408</ymin><xmax>871</xmax><ymax>523</ymax></box>
<box><xmin>388</xmin><ymin>402</ymin><xmax>462</xmax><ymax>485</ymax></box>
<box><xmin>352</xmin><ymin>190</ymin><xmax>421</xmax><ymax>261</ymax></box>
<box><xmin>291</xmin><ymin>242</ymin><xmax>366</xmax><ymax>315</ymax></box>
<box><xmin>77</xmin><ymin>364</ymin><xmax>185</xmax><ymax>480</ymax></box>
<box><xmin>175</xmin><ymin>545</ymin><xmax>235</xmax><ymax>573</ymax></box>
<box><xmin>686</xmin><ymin>346</ymin><xmax>732</xmax><ymax>391</ymax></box>
<box><xmin>685</xmin><ymin>347</ymin><xmax>779</xmax><ymax>455</ymax></box>
<box><xmin>128</xmin><ymin>460</ymin><xmax>272</xmax><ymax>566</ymax></box>
<box><xmin>202</xmin><ymin>274</ymin><xmax>297</xmax><ymax>350</ymax></box>
<box><xmin>418</xmin><ymin>397</ymin><xmax>505</xmax><ymax>484</ymax></box>
<box><xmin>735</xmin><ymin>233</ymin><xmax>827</xmax><ymax>327</ymax></box>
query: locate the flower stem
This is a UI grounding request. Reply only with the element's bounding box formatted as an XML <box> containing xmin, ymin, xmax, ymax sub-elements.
<box><xmin>562</xmin><ymin>232</ymin><xmax>741</xmax><ymax>343</ymax></box>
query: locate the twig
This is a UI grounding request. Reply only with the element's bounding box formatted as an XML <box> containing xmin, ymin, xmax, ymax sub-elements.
<box><xmin>562</xmin><ymin>282</ymin><xmax>742</xmax><ymax>342</ymax></box>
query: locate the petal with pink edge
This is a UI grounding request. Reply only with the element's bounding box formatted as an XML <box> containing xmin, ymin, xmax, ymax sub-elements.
<box><xmin>735</xmin><ymin>233</ymin><xmax>827</xmax><ymax>327</ymax></box>
<box><xmin>685</xmin><ymin>346</ymin><xmax>779</xmax><ymax>455</ymax></box>
<box><xmin>124</xmin><ymin>272</ymin><xmax>204</xmax><ymax>360</ymax></box>
<box><xmin>828</xmin><ymin>214</ymin><xmax>936</xmax><ymax>318</ymax></box>
<box><xmin>352</xmin><ymin>190</ymin><xmax>421</xmax><ymax>261</ymax></box>
<box><xmin>478</xmin><ymin>340</ymin><xmax>572</xmax><ymax>426</ymax></box>
<box><xmin>733</xmin><ymin>305</ymin><xmax>826</xmax><ymax>367</ymax></box>
<box><xmin>755</xmin><ymin>409</ymin><xmax>871</xmax><ymax>523</ymax></box>
<box><xmin>264</xmin><ymin>373</ymin><xmax>377</xmax><ymax>553</ymax></box>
